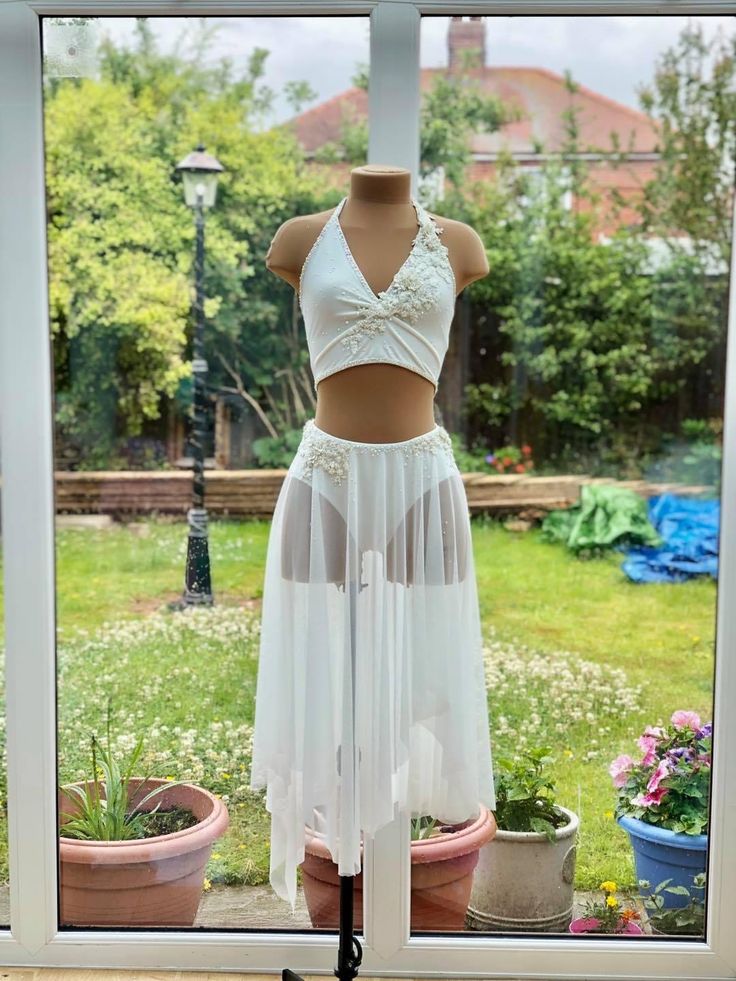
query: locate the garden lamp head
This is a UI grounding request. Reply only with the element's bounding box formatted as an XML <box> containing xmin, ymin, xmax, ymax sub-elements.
<box><xmin>175</xmin><ymin>144</ymin><xmax>225</xmax><ymax>208</ymax></box>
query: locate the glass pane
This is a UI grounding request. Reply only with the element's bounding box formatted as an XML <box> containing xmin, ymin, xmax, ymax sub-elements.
<box><xmin>407</xmin><ymin>12</ymin><xmax>730</xmax><ymax>940</ymax></box>
<box><xmin>41</xmin><ymin>13</ymin><xmax>369</xmax><ymax>931</ymax></box>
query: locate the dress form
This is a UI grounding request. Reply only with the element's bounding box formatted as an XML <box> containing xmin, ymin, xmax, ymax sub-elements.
<box><xmin>265</xmin><ymin>164</ymin><xmax>490</xmax><ymax>442</ymax></box>
<box><xmin>256</xmin><ymin>170</ymin><xmax>495</xmax><ymax>974</ymax></box>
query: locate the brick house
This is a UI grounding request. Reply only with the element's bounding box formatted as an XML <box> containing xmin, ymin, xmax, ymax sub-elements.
<box><xmin>289</xmin><ymin>16</ymin><xmax>662</xmax><ymax>240</ymax></box>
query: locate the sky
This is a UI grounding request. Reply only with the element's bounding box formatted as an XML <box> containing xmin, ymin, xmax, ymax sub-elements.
<box><xmin>44</xmin><ymin>14</ymin><xmax>734</xmax><ymax>126</ymax></box>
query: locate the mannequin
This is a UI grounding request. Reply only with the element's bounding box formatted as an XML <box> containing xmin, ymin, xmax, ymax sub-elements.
<box><xmin>265</xmin><ymin>164</ymin><xmax>490</xmax><ymax>443</ymax></box>
<box><xmin>268</xmin><ymin>166</ymin><xmax>482</xmax><ymax>589</ymax></box>
<box><xmin>258</xmin><ymin>168</ymin><xmax>495</xmax><ymax>980</ymax></box>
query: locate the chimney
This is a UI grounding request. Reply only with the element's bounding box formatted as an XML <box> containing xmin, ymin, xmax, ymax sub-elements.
<box><xmin>447</xmin><ymin>16</ymin><xmax>486</xmax><ymax>73</ymax></box>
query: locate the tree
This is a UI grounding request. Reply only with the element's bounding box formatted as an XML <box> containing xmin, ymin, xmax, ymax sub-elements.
<box><xmin>460</xmin><ymin>54</ymin><xmax>730</xmax><ymax>468</ymax></box>
<box><xmin>635</xmin><ymin>20</ymin><xmax>736</xmax><ymax>260</ymax></box>
<box><xmin>420</xmin><ymin>71</ymin><xmax>521</xmax><ymax>188</ymax></box>
<box><xmin>45</xmin><ymin>19</ymin><xmax>320</xmax><ymax>466</ymax></box>
<box><xmin>307</xmin><ymin>57</ymin><xmax>521</xmax><ymax>187</ymax></box>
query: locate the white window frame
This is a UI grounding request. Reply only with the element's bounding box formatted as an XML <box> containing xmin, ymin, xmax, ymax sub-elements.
<box><xmin>1</xmin><ymin>1</ymin><xmax>735</xmax><ymax>977</ymax></box>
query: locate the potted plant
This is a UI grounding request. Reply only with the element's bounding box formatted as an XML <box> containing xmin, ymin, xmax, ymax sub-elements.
<box><xmin>300</xmin><ymin>806</ymin><xmax>496</xmax><ymax>931</ymax></box>
<box><xmin>59</xmin><ymin>704</ymin><xmax>229</xmax><ymax>927</ymax></box>
<box><xmin>610</xmin><ymin>710</ymin><xmax>710</xmax><ymax>909</ymax></box>
<box><xmin>466</xmin><ymin>747</ymin><xmax>579</xmax><ymax>933</ymax></box>
<box><xmin>639</xmin><ymin>873</ymin><xmax>706</xmax><ymax>936</ymax></box>
<box><xmin>569</xmin><ymin>881</ymin><xmax>644</xmax><ymax>935</ymax></box>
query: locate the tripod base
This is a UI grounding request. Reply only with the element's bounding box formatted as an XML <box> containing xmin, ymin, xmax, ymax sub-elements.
<box><xmin>282</xmin><ymin>873</ymin><xmax>363</xmax><ymax>981</ymax></box>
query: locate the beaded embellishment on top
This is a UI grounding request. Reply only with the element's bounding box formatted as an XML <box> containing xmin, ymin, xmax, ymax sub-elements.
<box><xmin>332</xmin><ymin>198</ymin><xmax>456</xmax><ymax>354</ymax></box>
<box><xmin>295</xmin><ymin>418</ymin><xmax>455</xmax><ymax>486</ymax></box>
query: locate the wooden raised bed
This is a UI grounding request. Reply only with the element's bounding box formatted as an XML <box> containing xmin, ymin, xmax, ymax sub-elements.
<box><xmin>51</xmin><ymin>470</ymin><xmax>285</xmax><ymax>520</ymax></box>
<box><xmin>45</xmin><ymin>470</ymin><xmax>712</xmax><ymax>520</ymax></box>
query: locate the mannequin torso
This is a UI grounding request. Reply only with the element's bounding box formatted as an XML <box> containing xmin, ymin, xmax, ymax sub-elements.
<box><xmin>265</xmin><ymin>165</ymin><xmax>489</xmax><ymax>441</ymax></box>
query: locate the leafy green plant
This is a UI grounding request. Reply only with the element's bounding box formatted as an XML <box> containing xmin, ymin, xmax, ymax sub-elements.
<box><xmin>251</xmin><ymin>425</ymin><xmax>307</xmax><ymax>468</ymax></box>
<box><xmin>492</xmin><ymin>747</ymin><xmax>569</xmax><ymax>841</ymax></box>
<box><xmin>445</xmin><ymin>432</ymin><xmax>493</xmax><ymax>473</ymax></box>
<box><xmin>59</xmin><ymin>699</ymin><xmax>190</xmax><ymax>841</ymax></box>
<box><xmin>639</xmin><ymin>872</ymin><xmax>706</xmax><ymax>935</ymax></box>
<box><xmin>410</xmin><ymin>815</ymin><xmax>442</xmax><ymax>841</ymax></box>
<box><xmin>464</xmin><ymin>382</ymin><xmax>512</xmax><ymax>433</ymax></box>
<box><xmin>644</xmin><ymin>418</ymin><xmax>723</xmax><ymax>491</ymax></box>
<box><xmin>679</xmin><ymin>419</ymin><xmax>722</xmax><ymax>490</ymax></box>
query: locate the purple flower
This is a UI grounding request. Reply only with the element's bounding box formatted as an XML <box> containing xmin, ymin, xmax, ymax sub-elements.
<box><xmin>485</xmin><ymin>453</ymin><xmax>496</xmax><ymax>464</ymax></box>
<box><xmin>696</xmin><ymin>722</ymin><xmax>712</xmax><ymax>740</ymax></box>
<box><xmin>666</xmin><ymin>747</ymin><xmax>695</xmax><ymax>773</ymax></box>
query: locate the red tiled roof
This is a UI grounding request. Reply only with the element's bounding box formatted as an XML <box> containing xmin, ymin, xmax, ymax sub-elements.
<box><xmin>289</xmin><ymin>65</ymin><xmax>660</xmax><ymax>157</ymax></box>
<box><xmin>290</xmin><ymin>87</ymin><xmax>368</xmax><ymax>154</ymax></box>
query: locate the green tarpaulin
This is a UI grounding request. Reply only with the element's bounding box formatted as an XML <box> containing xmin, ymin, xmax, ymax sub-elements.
<box><xmin>541</xmin><ymin>483</ymin><xmax>663</xmax><ymax>555</ymax></box>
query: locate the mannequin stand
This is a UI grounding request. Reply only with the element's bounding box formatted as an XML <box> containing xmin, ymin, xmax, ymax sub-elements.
<box><xmin>283</xmin><ymin>575</ymin><xmax>365</xmax><ymax>981</ymax></box>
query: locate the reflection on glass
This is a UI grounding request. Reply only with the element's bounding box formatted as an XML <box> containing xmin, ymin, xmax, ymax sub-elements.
<box><xmin>407</xmin><ymin>13</ymin><xmax>728</xmax><ymax>938</ymax></box>
<box><xmin>43</xmin><ymin>14</ymin><xmax>368</xmax><ymax>930</ymax></box>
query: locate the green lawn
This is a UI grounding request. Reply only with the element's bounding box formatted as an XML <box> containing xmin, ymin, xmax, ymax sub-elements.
<box><xmin>0</xmin><ymin>515</ymin><xmax>716</xmax><ymax>904</ymax></box>
<box><xmin>472</xmin><ymin>516</ymin><xmax>714</xmax><ymax>889</ymax></box>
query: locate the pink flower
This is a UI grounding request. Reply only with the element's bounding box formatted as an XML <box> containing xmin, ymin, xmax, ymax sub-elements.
<box><xmin>647</xmin><ymin>758</ymin><xmax>671</xmax><ymax>793</ymax></box>
<box><xmin>671</xmin><ymin>710</ymin><xmax>701</xmax><ymax>731</ymax></box>
<box><xmin>637</xmin><ymin>735</ymin><xmax>659</xmax><ymax>767</ymax></box>
<box><xmin>609</xmin><ymin>754</ymin><xmax>635</xmax><ymax>788</ymax></box>
<box><xmin>642</xmin><ymin>725</ymin><xmax>667</xmax><ymax>739</ymax></box>
<box><xmin>631</xmin><ymin>786</ymin><xmax>669</xmax><ymax>807</ymax></box>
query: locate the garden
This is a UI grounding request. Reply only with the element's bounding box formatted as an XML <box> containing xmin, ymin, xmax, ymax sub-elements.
<box><xmin>0</xmin><ymin>509</ymin><xmax>716</xmax><ymax>932</ymax></box>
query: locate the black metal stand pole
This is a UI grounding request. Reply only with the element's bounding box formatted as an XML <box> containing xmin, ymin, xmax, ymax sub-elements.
<box><xmin>176</xmin><ymin>196</ymin><xmax>213</xmax><ymax>608</ymax></box>
<box><xmin>284</xmin><ymin>576</ymin><xmax>364</xmax><ymax>981</ymax></box>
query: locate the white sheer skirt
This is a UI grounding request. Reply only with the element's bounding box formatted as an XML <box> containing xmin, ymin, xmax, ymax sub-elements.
<box><xmin>249</xmin><ymin>418</ymin><xmax>496</xmax><ymax>912</ymax></box>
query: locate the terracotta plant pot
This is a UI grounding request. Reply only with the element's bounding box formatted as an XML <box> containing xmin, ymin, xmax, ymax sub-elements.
<box><xmin>466</xmin><ymin>804</ymin><xmax>579</xmax><ymax>933</ymax></box>
<box><xmin>300</xmin><ymin>805</ymin><xmax>497</xmax><ymax>931</ymax></box>
<box><xmin>58</xmin><ymin>777</ymin><xmax>229</xmax><ymax>927</ymax></box>
<box><xmin>569</xmin><ymin>915</ymin><xmax>644</xmax><ymax>935</ymax></box>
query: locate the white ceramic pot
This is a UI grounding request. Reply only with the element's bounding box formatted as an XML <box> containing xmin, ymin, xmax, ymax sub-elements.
<box><xmin>466</xmin><ymin>804</ymin><xmax>579</xmax><ymax>933</ymax></box>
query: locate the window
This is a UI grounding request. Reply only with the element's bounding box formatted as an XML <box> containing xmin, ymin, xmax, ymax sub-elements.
<box><xmin>0</xmin><ymin>3</ymin><xmax>734</xmax><ymax>977</ymax></box>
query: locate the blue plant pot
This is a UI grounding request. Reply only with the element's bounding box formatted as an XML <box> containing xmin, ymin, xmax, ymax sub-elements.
<box><xmin>616</xmin><ymin>815</ymin><xmax>707</xmax><ymax>909</ymax></box>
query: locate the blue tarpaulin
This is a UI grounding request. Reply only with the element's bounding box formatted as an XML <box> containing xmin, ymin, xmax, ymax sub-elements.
<box><xmin>621</xmin><ymin>493</ymin><xmax>720</xmax><ymax>583</ymax></box>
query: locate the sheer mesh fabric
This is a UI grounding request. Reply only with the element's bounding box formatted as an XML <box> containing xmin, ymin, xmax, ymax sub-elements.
<box><xmin>249</xmin><ymin>420</ymin><xmax>496</xmax><ymax>911</ymax></box>
<box><xmin>279</xmin><ymin>471</ymin><xmax>471</xmax><ymax>587</ymax></box>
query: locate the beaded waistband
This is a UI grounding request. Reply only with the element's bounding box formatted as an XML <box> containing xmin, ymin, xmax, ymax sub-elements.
<box><xmin>307</xmin><ymin>418</ymin><xmax>449</xmax><ymax>448</ymax></box>
<box><xmin>295</xmin><ymin>418</ymin><xmax>454</xmax><ymax>484</ymax></box>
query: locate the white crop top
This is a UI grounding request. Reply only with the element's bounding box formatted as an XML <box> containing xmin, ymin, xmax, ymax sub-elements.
<box><xmin>298</xmin><ymin>196</ymin><xmax>457</xmax><ymax>396</ymax></box>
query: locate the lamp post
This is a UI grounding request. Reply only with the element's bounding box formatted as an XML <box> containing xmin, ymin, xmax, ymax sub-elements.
<box><xmin>172</xmin><ymin>143</ymin><xmax>225</xmax><ymax>608</ymax></box>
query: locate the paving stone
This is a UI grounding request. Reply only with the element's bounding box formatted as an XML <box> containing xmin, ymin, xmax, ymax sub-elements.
<box><xmin>0</xmin><ymin>882</ymin><xmax>656</xmax><ymax>937</ymax></box>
